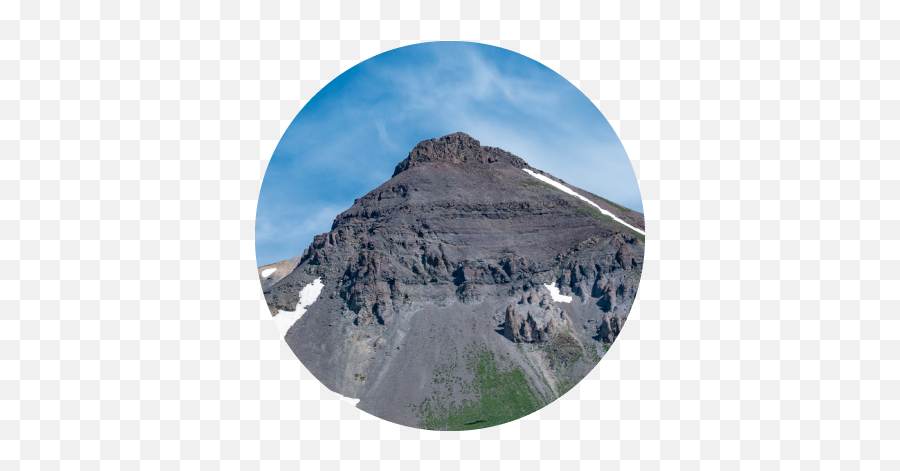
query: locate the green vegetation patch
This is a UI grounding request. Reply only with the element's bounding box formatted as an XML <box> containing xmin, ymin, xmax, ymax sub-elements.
<box><xmin>575</xmin><ymin>203</ymin><xmax>614</xmax><ymax>223</ymax></box>
<box><xmin>626</xmin><ymin>268</ymin><xmax>643</xmax><ymax>282</ymax></box>
<box><xmin>610</xmin><ymin>228</ymin><xmax>645</xmax><ymax>243</ymax></box>
<box><xmin>587</xmin><ymin>192</ymin><xmax>630</xmax><ymax>213</ymax></box>
<box><xmin>576</xmin><ymin>202</ymin><xmax>645</xmax><ymax>244</ymax></box>
<box><xmin>524</xmin><ymin>179</ymin><xmax>646</xmax><ymax>244</ymax></box>
<box><xmin>581</xmin><ymin>193</ymin><xmax>645</xmax><ymax>243</ymax></box>
<box><xmin>544</xmin><ymin>332</ymin><xmax>583</xmax><ymax>370</ymax></box>
<box><xmin>412</xmin><ymin>344</ymin><xmax>548</xmax><ymax>431</ymax></box>
<box><xmin>521</xmin><ymin>178</ymin><xmax>567</xmax><ymax>195</ymax></box>
<box><xmin>586</xmin><ymin>343</ymin><xmax>604</xmax><ymax>363</ymax></box>
<box><xmin>544</xmin><ymin>332</ymin><xmax>584</xmax><ymax>396</ymax></box>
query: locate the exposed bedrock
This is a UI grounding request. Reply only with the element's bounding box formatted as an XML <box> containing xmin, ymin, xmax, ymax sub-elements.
<box><xmin>503</xmin><ymin>288</ymin><xmax>567</xmax><ymax>343</ymax></box>
<box><xmin>260</xmin><ymin>132</ymin><xmax>645</xmax><ymax>430</ymax></box>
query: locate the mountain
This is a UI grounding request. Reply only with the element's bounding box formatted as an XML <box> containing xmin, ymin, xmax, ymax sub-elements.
<box><xmin>257</xmin><ymin>132</ymin><xmax>644</xmax><ymax>430</ymax></box>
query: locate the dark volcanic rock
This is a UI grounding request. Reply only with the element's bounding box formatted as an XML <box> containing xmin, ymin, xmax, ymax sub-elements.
<box><xmin>261</xmin><ymin>132</ymin><xmax>644</xmax><ymax>430</ymax></box>
<box><xmin>392</xmin><ymin>132</ymin><xmax>529</xmax><ymax>177</ymax></box>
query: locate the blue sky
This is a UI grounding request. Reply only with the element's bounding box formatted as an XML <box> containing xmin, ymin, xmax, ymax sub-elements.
<box><xmin>256</xmin><ymin>42</ymin><xmax>642</xmax><ymax>266</ymax></box>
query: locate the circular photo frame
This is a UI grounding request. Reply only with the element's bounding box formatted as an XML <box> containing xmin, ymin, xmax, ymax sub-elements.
<box><xmin>255</xmin><ymin>41</ymin><xmax>644</xmax><ymax>430</ymax></box>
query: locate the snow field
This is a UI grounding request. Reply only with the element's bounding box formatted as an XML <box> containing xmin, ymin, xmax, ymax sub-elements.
<box><xmin>273</xmin><ymin>278</ymin><xmax>325</xmax><ymax>336</ymax></box>
<box><xmin>544</xmin><ymin>283</ymin><xmax>573</xmax><ymax>303</ymax></box>
<box><xmin>522</xmin><ymin>168</ymin><xmax>645</xmax><ymax>236</ymax></box>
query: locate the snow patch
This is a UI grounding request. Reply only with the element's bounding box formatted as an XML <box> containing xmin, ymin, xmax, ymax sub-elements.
<box><xmin>522</xmin><ymin>168</ymin><xmax>645</xmax><ymax>236</ymax></box>
<box><xmin>260</xmin><ymin>267</ymin><xmax>277</xmax><ymax>277</ymax></box>
<box><xmin>273</xmin><ymin>278</ymin><xmax>325</xmax><ymax>337</ymax></box>
<box><xmin>544</xmin><ymin>283</ymin><xmax>573</xmax><ymax>303</ymax></box>
<box><xmin>337</xmin><ymin>394</ymin><xmax>360</xmax><ymax>407</ymax></box>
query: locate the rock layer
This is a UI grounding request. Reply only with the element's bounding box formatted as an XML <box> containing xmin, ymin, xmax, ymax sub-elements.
<box><xmin>260</xmin><ymin>132</ymin><xmax>644</xmax><ymax>430</ymax></box>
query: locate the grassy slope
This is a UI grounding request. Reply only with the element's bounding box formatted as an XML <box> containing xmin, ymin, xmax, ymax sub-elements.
<box><xmin>412</xmin><ymin>345</ymin><xmax>549</xmax><ymax>431</ymax></box>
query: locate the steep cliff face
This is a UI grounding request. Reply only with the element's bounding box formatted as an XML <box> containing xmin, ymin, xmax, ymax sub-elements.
<box><xmin>260</xmin><ymin>132</ymin><xmax>644</xmax><ymax>430</ymax></box>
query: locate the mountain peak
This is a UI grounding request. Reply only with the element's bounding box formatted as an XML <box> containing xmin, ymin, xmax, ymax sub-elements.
<box><xmin>263</xmin><ymin>132</ymin><xmax>644</xmax><ymax>430</ymax></box>
<box><xmin>392</xmin><ymin>132</ymin><xmax>528</xmax><ymax>177</ymax></box>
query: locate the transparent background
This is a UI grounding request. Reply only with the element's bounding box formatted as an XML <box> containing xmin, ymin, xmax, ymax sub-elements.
<box><xmin>2</xmin><ymin>0</ymin><xmax>898</xmax><ymax>468</ymax></box>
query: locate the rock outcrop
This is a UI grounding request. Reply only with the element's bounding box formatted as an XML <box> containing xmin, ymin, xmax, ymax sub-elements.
<box><xmin>503</xmin><ymin>288</ymin><xmax>567</xmax><ymax>343</ymax></box>
<box><xmin>259</xmin><ymin>132</ymin><xmax>644</xmax><ymax>430</ymax></box>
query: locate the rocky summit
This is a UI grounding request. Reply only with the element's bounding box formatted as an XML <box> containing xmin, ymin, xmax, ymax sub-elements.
<box><xmin>258</xmin><ymin>132</ymin><xmax>644</xmax><ymax>430</ymax></box>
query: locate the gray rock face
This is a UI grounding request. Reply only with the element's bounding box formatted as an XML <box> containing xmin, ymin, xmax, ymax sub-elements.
<box><xmin>261</xmin><ymin>132</ymin><xmax>644</xmax><ymax>430</ymax></box>
<box><xmin>392</xmin><ymin>132</ymin><xmax>528</xmax><ymax>177</ymax></box>
<box><xmin>503</xmin><ymin>289</ymin><xmax>566</xmax><ymax>343</ymax></box>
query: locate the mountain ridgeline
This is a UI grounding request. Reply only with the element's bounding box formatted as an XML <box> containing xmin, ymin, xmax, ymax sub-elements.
<box><xmin>258</xmin><ymin>132</ymin><xmax>644</xmax><ymax>430</ymax></box>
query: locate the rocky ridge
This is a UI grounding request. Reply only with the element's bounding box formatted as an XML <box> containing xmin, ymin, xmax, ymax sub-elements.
<box><xmin>261</xmin><ymin>132</ymin><xmax>644</xmax><ymax>430</ymax></box>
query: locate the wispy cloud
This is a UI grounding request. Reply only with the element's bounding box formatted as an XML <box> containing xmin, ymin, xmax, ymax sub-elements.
<box><xmin>255</xmin><ymin>202</ymin><xmax>350</xmax><ymax>263</ymax></box>
<box><xmin>255</xmin><ymin>42</ymin><xmax>643</xmax><ymax>266</ymax></box>
<box><xmin>375</xmin><ymin>120</ymin><xmax>400</xmax><ymax>151</ymax></box>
